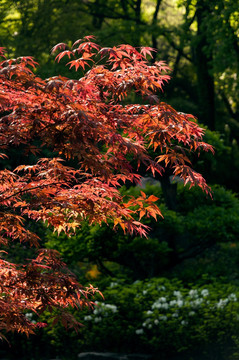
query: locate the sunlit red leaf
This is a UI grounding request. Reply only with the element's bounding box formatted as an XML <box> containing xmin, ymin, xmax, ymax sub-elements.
<box><xmin>51</xmin><ymin>42</ymin><xmax>69</xmax><ymax>54</ymax></box>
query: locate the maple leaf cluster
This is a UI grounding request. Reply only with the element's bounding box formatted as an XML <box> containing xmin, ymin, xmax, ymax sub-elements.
<box><xmin>0</xmin><ymin>36</ymin><xmax>213</xmax><ymax>337</ymax></box>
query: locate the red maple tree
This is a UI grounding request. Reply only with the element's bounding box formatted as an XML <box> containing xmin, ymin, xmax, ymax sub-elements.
<box><xmin>0</xmin><ymin>36</ymin><xmax>213</xmax><ymax>339</ymax></box>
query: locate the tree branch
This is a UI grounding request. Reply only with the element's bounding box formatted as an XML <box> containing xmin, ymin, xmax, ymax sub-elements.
<box><xmin>151</xmin><ymin>0</ymin><xmax>163</xmax><ymax>62</ymax></box>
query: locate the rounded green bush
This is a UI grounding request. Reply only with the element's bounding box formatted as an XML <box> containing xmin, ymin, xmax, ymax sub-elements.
<box><xmin>39</xmin><ymin>278</ymin><xmax>239</xmax><ymax>359</ymax></box>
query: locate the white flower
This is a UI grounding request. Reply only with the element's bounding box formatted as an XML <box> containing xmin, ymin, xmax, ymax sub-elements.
<box><xmin>142</xmin><ymin>318</ymin><xmax>151</xmax><ymax>327</ymax></box>
<box><xmin>161</xmin><ymin>303</ymin><xmax>169</xmax><ymax>310</ymax></box>
<box><xmin>190</xmin><ymin>298</ymin><xmax>203</xmax><ymax>308</ymax></box>
<box><xmin>94</xmin><ymin>317</ymin><xmax>102</xmax><ymax>323</ymax></box>
<box><xmin>147</xmin><ymin>310</ymin><xmax>153</xmax><ymax>315</ymax></box>
<box><xmin>159</xmin><ymin>315</ymin><xmax>167</xmax><ymax>321</ymax></box>
<box><xmin>105</xmin><ymin>304</ymin><xmax>118</xmax><ymax>313</ymax></box>
<box><xmin>94</xmin><ymin>303</ymin><xmax>118</xmax><ymax>315</ymax></box>
<box><xmin>188</xmin><ymin>311</ymin><xmax>196</xmax><ymax>316</ymax></box>
<box><xmin>157</xmin><ymin>286</ymin><xmax>166</xmax><ymax>291</ymax></box>
<box><xmin>25</xmin><ymin>313</ymin><xmax>33</xmax><ymax>320</ymax></box>
<box><xmin>201</xmin><ymin>289</ymin><xmax>209</xmax><ymax>297</ymax></box>
<box><xmin>194</xmin><ymin>298</ymin><xmax>203</xmax><ymax>306</ymax></box>
<box><xmin>181</xmin><ymin>320</ymin><xmax>188</xmax><ymax>326</ymax></box>
<box><xmin>217</xmin><ymin>299</ymin><xmax>228</xmax><ymax>309</ymax></box>
<box><xmin>177</xmin><ymin>299</ymin><xmax>184</xmax><ymax>307</ymax></box>
<box><xmin>84</xmin><ymin>315</ymin><xmax>92</xmax><ymax>321</ymax></box>
<box><xmin>169</xmin><ymin>300</ymin><xmax>177</xmax><ymax>307</ymax></box>
<box><xmin>152</xmin><ymin>302</ymin><xmax>161</xmax><ymax>310</ymax></box>
<box><xmin>142</xmin><ymin>290</ymin><xmax>148</xmax><ymax>295</ymax></box>
<box><xmin>172</xmin><ymin>312</ymin><xmax>179</xmax><ymax>318</ymax></box>
<box><xmin>109</xmin><ymin>282</ymin><xmax>118</xmax><ymax>288</ymax></box>
<box><xmin>159</xmin><ymin>297</ymin><xmax>167</xmax><ymax>303</ymax></box>
<box><xmin>228</xmin><ymin>293</ymin><xmax>237</xmax><ymax>302</ymax></box>
<box><xmin>174</xmin><ymin>291</ymin><xmax>182</xmax><ymax>298</ymax></box>
<box><xmin>147</xmin><ymin>324</ymin><xmax>152</xmax><ymax>329</ymax></box>
<box><xmin>154</xmin><ymin>319</ymin><xmax>159</xmax><ymax>325</ymax></box>
<box><xmin>189</xmin><ymin>289</ymin><xmax>198</xmax><ymax>298</ymax></box>
<box><xmin>136</xmin><ymin>329</ymin><xmax>144</xmax><ymax>335</ymax></box>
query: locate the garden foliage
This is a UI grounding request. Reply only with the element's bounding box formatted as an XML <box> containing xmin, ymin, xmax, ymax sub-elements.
<box><xmin>30</xmin><ymin>278</ymin><xmax>239</xmax><ymax>360</ymax></box>
<box><xmin>46</xmin><ymin>184</ymin><xmax>239</xmax><ymax>281</ymax></box>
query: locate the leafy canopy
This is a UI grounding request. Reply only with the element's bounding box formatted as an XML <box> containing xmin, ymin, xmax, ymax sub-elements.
<box><xmin>0</xmin><ymin>35</ymin><xmax>213</xmax><ymax>338</ymax></box>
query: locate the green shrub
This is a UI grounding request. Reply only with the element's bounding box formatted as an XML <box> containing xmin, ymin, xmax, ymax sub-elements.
<box><xmin>81</xmin><ymin>278</ymin><xmax>239</xmax><ymax>358</ymax></box>
<box><xmin>36</xmin><ymin>278</ymin><xmax>239</xmax><ymax>359</ymax></box>
<box><xmin>45</xmin><ymin>184</ymin><xmax>239</xmax><ymax>282</ymax></box>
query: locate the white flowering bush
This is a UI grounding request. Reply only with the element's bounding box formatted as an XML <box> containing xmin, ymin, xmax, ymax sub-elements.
<box><xmin>74</xmin><ymin>278</ymin><xmax>239</xmax><ymax>358</ymax></box>
<box><xmin>84</xmin><ymin>301</ymin><xmax>118</xmax><ymax>323</ymax></box>
<box><xmin>39</xmin><ymin>278</ymin><xmax>239</xmax><ymax>359</ymax></box>
<box><xmin>137</xmin><ymin>285</ymin><xmax>238</xmax><ymax>338</ymax></box>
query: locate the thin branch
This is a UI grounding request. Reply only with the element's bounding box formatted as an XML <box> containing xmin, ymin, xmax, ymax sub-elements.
<box><xmin>80</xmin><ymin>5</ymin><xmax>146</xmax><ymax>25</ymax></box>
<box><xmin>151</xmin><ymin>0</ymin><xmax>163</xmax><ymax>62</ymax></box>
<box><xmin>152</xmin><ymin>0</ymin><xmax>162</xmax><ymax>22</ymax></box>
<box><xmin>163</xmin><ymin>32</ymin><xmax>192</xmax><ymax>63</ymax></box>
<box><xmin>0</xmin><ymin>180</ymin><xmax>63</xmax><ymax>203</ymax></box>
